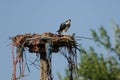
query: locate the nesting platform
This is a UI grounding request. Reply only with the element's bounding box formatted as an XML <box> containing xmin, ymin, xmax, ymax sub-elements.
<box><xmin>12</xmin><ymin>32</ymin><xmax>77</xmax><ymax>53</ymax></box>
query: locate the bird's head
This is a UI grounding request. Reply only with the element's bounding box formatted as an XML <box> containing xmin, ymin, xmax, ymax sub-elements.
<box><xmin>65</xmin><ymin>19</ymin><xmax>71</xmax><ymax>24</ymax></box>
<box><xmin>67</xmin><ymin>19</ymin><xmax>71</xmax><ymax>22</ymax></box>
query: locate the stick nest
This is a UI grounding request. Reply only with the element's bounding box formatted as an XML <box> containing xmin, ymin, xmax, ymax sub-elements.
<box><xmin>11</xmin><ymin>32</ymin><xmax>77</xmax><ymax>53</ymax></box>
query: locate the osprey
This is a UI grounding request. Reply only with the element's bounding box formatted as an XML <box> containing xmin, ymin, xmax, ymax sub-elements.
<box><xmin>57</xmin><ymin>19</ymin><xmax>71</xmax><ymax>35</ymax></box>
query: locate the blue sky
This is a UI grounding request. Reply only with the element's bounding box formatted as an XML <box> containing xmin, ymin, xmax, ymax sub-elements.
<box><xmin>0</xmin><ymin>0</ymin><xmax>120</xmax><ymax>80</ymax></box>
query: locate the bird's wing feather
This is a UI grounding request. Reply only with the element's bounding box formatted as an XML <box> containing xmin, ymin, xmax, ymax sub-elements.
<box><xmin>59</xmin><ymin>23</ymin><xmax>66</xmax><ymax>31</ymax></box>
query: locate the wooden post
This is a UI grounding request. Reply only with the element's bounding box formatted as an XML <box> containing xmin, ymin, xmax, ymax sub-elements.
<box><xmin>40</xmin><ymin>53</ymin><xmax>48</xmax><ymax>80</ymax></box>
<box><xmin>39</xmin><ymin>38</ymin><xmax>52</xmax><ymax>80</ymax></box>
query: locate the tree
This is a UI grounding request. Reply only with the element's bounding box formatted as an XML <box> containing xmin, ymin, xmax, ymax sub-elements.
<box><xmin>91</xmin><ymin>25</ymin><xmax>120</xmax><ymax>58</ymax></box>
<box><xmin>78</xmin><ymin>47</ymin><xmax>120</xmax><ymax>80</ymax></box>
<box><xmin>59</xmin><ymin>24</ymin><xmax>120</xmax><ymax>80</ymax></box>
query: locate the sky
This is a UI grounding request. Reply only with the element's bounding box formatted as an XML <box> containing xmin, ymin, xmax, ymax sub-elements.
<box><xmin>0</xmin><ymin>0</ymin><xmax>120</xmax><ymax>80</ymax></box>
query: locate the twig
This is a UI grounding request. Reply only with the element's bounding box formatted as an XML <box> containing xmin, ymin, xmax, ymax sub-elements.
<box><xmin>75</xmin><ymin>36</ymin><xmax>93</xmax><ymax>40</ymax></box>
<box><xmin>12</xmin><ymin>44</ymin><xmax>17</xmax><ymax>80</ymax></box>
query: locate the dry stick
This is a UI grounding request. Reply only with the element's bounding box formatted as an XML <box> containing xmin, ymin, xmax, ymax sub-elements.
<box><xmin>12</xmin><ymin>39</ymin><xmax>29</xmax><ymax>80</ymax></box>
<box><xmin>60</xmin><ymin>49</ymin><xmax>74</xmax><ymax>80</ymax></box>
<box><xmin>30</xmin><ymin>54</ymin><xmax>40</xmax><ymax>65</ymax></box>
<box><xmin>75</xmin><ymin>36</ymin><xmax>93</xmax><ymax>40</ymax></box>
<box><xmin>30</xmin><ymin>60</ymin><xmax>40</xmax><ymax>70</ymax></box>
<box><xmin>12</xmin><ymin>44</ymin><xmax>17</xmax><ymax>80</ymax></box>
<box><xmin>24</xmin><ymin>52</ymin><xmax>31</xmax><ymax>73</ymax></box>
<box><xmin>60</xmin><ymin>47</ymin><xmax>79</xmax><ymax>80</ymax></box>
<box><xmin>29</xmin><ymin>58</ymin><xmax>40</xmax><ymax>70</ymax></box>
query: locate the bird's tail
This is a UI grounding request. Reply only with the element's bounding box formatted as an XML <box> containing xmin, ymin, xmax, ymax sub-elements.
<box><xmin>56</xmin><ymin>30</ymin><xmax>61</xmax><ymax>34</ymax></box>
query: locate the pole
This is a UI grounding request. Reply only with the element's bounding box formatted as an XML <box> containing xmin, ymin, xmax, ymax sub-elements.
<box><xmin>40</xmin><ymin>42</ymin><xmax>51</xmax><ymax>80</ymax></box>
<box><xmin>40</xmin><ymin>53</ymin><xmax>48</xmax><ymax>80</ymax></box>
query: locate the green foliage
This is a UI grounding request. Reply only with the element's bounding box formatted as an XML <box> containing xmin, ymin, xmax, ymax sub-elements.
<box><xmin>59</xmin><ymin>24</ymin><xmax>120</xmax><ymax>80</ymax></box>
<box><xmin>78</xmin><ymin>47</ymin><xmax>120</xmax><ymax>80</ymax></box>
<box><xmin>114</xmin><ymin>25</ymin><xmax>120</xmax><ymax>57</ymax></box>
<box><xmin>91</xmin><ymin>25</ymin><xmax>120</xmax><ymax>58</ymax></box>
<box><xmin>91</xmin><ymin>26</ymin><xmax>111</xmax><ymax>49</ymax></box>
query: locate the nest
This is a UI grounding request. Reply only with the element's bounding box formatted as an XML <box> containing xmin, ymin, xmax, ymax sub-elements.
<box><xmin>12</xmin><ymin>32</ymin><xmax>77</xmax><ymax>53</ymax></box>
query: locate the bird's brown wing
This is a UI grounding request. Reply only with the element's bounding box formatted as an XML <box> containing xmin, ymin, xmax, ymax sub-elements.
<box><xmin>59</xmin><ymin>23</ymin><xmax>66</xmax><ymax>32</ymax></box>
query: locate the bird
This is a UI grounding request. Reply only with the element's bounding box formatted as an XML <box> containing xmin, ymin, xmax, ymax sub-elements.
<box><xmin>57</xmin><ymin>19</ymin><xmax>71</xmax><ymax>35</ymax></box>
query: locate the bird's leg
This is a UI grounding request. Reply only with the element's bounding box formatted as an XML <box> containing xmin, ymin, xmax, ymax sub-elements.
<box><xmin>63</xmin><ymin>30</ymin><xmax>66</xmax><ymax>37</ymax></box>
